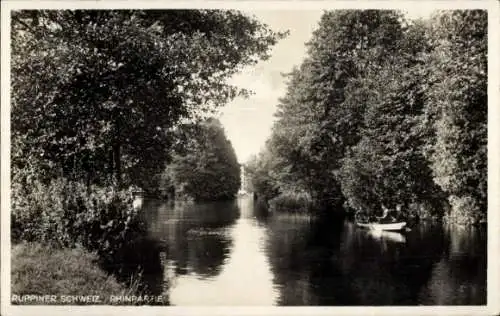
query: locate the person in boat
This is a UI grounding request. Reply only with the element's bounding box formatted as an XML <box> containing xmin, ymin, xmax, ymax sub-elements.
<box><xmin>377</xmin><ymin>204</ymin><xmax>397</xmax><ymax>223</ymax></box>
<box><xmin>395</xmin><ymin>204</ymin><xmax>405</xmax><ymax>222</ymax></box>
<box><xmin>355</xmin><ymin>209</ymin><xmax>370</xmax><ymax>224</ymax></box>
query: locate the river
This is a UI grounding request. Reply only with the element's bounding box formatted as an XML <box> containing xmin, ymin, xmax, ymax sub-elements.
<box><xmin>139</xmin><ymin>195</ymin><xmax>486</xmax><ymax>306</ymax></box>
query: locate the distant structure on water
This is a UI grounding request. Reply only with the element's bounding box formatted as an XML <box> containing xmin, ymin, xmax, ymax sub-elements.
<box><xmin>132</xmin><ymin>190</ymin><xmax>145</xmax><ymax>211</ymax></box>
<box><xmin>238</xmin><ymin>165</ymin><xmax>248</xmax><ymax>195</ymax></box>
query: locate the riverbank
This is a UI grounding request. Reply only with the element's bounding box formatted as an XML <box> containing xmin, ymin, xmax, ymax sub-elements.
<box><xmin>11</xmin><ymin>242</ymin><xmax>140</xmax><ymax>305</ymax></box>
<box><xmin>259</xmin><ymin>193</ymin><xmax>486</xmax><ymax>226</ymax></box>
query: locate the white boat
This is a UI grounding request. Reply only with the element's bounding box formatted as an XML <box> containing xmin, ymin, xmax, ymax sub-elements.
<box><xmin>356</xmin><ymin>221</ymin><xmax>407</xmax><ymax>231</ymax></box>
<box><xmin>355</xmin><ymin>205</ymin><xmax>407</xmax><ymax>231</ymax></box>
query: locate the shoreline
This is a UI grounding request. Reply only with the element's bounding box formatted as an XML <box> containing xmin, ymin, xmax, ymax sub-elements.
<box><xmin>10</xmin><ymin>242</ymin><xmax>169</xmax><ymax>306</ymax></box>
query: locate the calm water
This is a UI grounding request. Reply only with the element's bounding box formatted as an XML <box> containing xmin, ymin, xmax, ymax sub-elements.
<box><xmin>141</xmin><ymin>196</ymin><xmax>486</xmax><ymax>306</ymax></box>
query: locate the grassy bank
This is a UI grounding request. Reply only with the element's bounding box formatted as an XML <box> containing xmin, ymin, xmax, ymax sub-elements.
<box><xmin>11</xmin><ymin>242</ymin><xmax>140</xmax><ymax>305</ymax></box>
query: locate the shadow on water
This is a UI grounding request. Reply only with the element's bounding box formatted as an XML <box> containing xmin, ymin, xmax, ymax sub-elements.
<box><xmin>142</xmin><ymin>199</ymin><xmax>239</xmax><ymax>279</ymax></box>
<box><xmin>252</xmin><ymin>198</ymin><xmax>273</xmax><ymax>223</ymax></box>
<box><xmin>264</xmin><ymin>211</ymin><xmax>357</xmax><ymax>305</ymax></box>
<box><xmin>265</xmin><ymin>210</ymin><xmax>486</xmax><ymax>306</ymax></box>
<box><xmin>99</xmin><ymin>233</ymin><xmax>169</xmax><ymax>304</ymax></box>
<box><xmin>418</xmin><ymin>224</ymin><xmax>487</xmax><ymax>305</ymax></box>
<box><xmin>118</xmin><ymin>237</ymin><xmax>167</xmax><ymax>295</ymax></box>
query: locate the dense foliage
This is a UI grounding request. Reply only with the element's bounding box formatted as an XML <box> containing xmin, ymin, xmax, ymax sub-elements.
<box><xmin>12</xmin><ymin>9</ymin><xmax>284</xmax><ymax>188</ymax></box>
<box><xmin>424</xmin><ymin>11</ymin><xmax>487</xmax><ymax>224</ymax></box>
<box><xmin>159</xmin><ymin>118</ymin><xmax>241</xmax><ymax>201</ymax></box>
<box><xmin>11</xmin><ymin>9</ymin><xmax>284</xmax><ymax>291</ymax></box>
<box><xmin>247</xmin><ymin>10</ymin><xmax>487</xmax><ymax>224</ymax></box>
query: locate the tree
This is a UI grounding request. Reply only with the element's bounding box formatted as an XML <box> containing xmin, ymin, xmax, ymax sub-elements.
<box><xmin>424</xmin><ymin>10</ymin><xmax>487</xmax><ymax>224</ymax></box>
<box><xmin>245</xmin><ymin>148</ymin><xmax>281</xmax><ymax>202</ymax></box>
<box><xmin>165</xmin><ymin>118</ymin><xmax>241</xmax><ymax>201</ymax></box>
<box><xmin>11</xmin><ymin>9</ymin><xmax>286</xmax><ymax>188</ymax></box>
<box><xmin>340</xmin><ymin>55</ymin><xmax>445</xmax><ymax>217</ymax></box>
<box><xmin>255</xmin><ymin>10</ymin><xmax>407</xmax><ymax>211</ymax></box>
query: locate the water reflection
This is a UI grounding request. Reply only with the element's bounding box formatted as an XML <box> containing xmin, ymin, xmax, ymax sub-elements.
<box><xmin>419</xmin><ymin>224</ymin><xmax>486</xmax><ymax>305</ymax></box>
<box><xmin>266</xmin><ymin>217</ymin><xmax>485</xmax><ymax>305</ymax></box>
<box><xmin>104</xmin><ymin>234</ymin><xmax>168</xmax><ymax>304</ymax></box>
<box><xmin>141</xmin><ymin>196</ymin><xmax>486</xmax><ymax>306</ymax></box>
<box><xmin>367</xmin><ymin>230</ymin><xmax>407</xmax><ymax>243</ymax></box>
<box><xmin>144</xmin><ymin>200</ymin><xmax>239</xmax><ymax>279</ymax></box>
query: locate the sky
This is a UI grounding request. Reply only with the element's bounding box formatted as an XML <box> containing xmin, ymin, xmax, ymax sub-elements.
<box><xmin>218</xmin><ymin>9</ymin><xmax>437</xmax><ymax>164</ymax></box>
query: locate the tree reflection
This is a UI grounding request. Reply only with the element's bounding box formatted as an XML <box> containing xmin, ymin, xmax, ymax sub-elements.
<box><xmin>265</xmin><ymin>213</ymin><xmax>352</xmax><ymax>305</ymax></box>
<box><xmin>104</xmin><ymin>235</ymin><xmax>169</xmax><ymax>305</ymax></box>
<box><xmin>307</xmin><ymin>219</ymin><xmax>360</xmax><ymax>305</ymax></box>
<box><xmin>264</xmin><ymin>213</ymin><xmax>318</xmax><ymax>305</ymax></box>
<box><xmin>142</xmin><ymin>198</ymin><xmax>486</xmax><ymax>306</ymax></box>
<box><xmin>330</xmin><ymin>222</ymin><xmax>448</xmax><ymax>305</ymax></box>
<box><xmin>420</xmin><ymin>224</ymin><xmax>486</xmax><ymax>305</ymax></box>
<box><xmin>143</xmin><ymin>199</ymin><xmax>239</xmax><ymax>280</ymax></box>
<box><xmin>186</xmin><ymin>234</ymin><xmax>232</xmax><ymax>278</ymax></box>
<box><xmin>265</xmin><ymin>215</ymin><xmax>485</xmax><ymax>305</ymax></box>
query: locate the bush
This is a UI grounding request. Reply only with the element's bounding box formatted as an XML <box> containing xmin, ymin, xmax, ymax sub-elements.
<box><xmin>11</xmin><ymin>177</ymin><xmax>147</xmax><ymax>266</ymax></box>
<box><xmin>12</xmin><ymin>177</ymin><xmax>68</xmax><ymax>245</ymax></box>
<box><xmin>268</xmin><ymin>191</ymin><xmax>312</xmax><ymax>213</ymax></box>
<box><xmin>407</xmin><ymin>201</ymin><xmax>446</xmax><ymax>221</ymax></box>
<box><xmin>445</xmin><ymin>195</ymin><xmax>485</xmax><ymax>225</ymax></box>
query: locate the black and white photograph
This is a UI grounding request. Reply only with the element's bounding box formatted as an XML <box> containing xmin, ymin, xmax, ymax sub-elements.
<box><xmin>1</xmin><ymin>1</ymin><xmax>498</xmax><ymax>315</ymax></box>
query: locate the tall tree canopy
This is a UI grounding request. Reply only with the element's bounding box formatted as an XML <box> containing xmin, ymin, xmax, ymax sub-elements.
<box><xmin>11</xmin><ymin>9</ymin><xmax>286</xmax><ymax>188</ymax></box>
<box><xmin>252</xmin><ymin>10</ymin><xmax>407</xmax><ymax>210</ymax></box>
<box><xmin>423</xmin><ymin>10</ymin><xmax>487</xmax><ymax>224</ymax></box>
<box><xmin>162</xmin><ymin>118</ymin><xmax>241</xmax><ymax>201</ymax></box>
<box><xmin>249</xmin><ymin>10</ymin><xmax>487</xmax><ymax>224</ymax></box>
